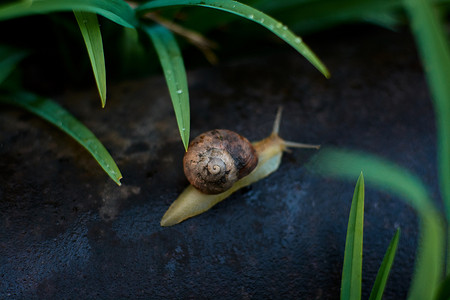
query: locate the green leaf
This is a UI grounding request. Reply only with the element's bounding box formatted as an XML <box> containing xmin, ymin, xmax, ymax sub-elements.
<box><xmin>361</xmin><ymin>11</ymin><xmax>402</xmax><ymax>31</ymax></box>
<box><xmin>0</xmin><ymin>0</ymin><xmax>137</xmax><ymax>28</ymax></box>
<box><xmin>0</xmin><ymin>46</ymin><xmax>28</xmax><ymax>86</ymax></box>
<box><xmin>137</xmin><ymin>0</ymin><xmax>330</xmax><ymax>78</ymax></box>
<box><xmin>434</xmin><ymin>273</ymin><xmax>450</xmax><ymax>300</ymax></box>
<box><xmin>143</xmin><ymin>25</ymin><xmax>190</xmax><ymax>151</ymax></box>
<box><xmin>312</xmin><ymin>148</ymin><xmax>434</xmax><ymax>213</ymax></box>
<box><xmin>312</xmin><ymin>148</ymin><xmax>445</xmax><ymax>300</ymax></box>
<box><xmin>369</xmin><ymin>228</ymin><xmax>401</xmax><ymax>300</ymax></box>
<box><xmin>411</xmin><ymin>212</ymin><xmax>445</xmax><ymax>300</ymax></box>
<box><xmin>74</xmin><ymin>11</ymin><xmax>107</xmax><ymax>108</ymax></box>
<box><xmin>257</xmin><ymin>0</ymin><xmax>401</xmax><ymax>34</ymax></box>
<box><xmin>404</xmin><ymin>0</ymin><xmax>450</xmax><ymax>222</ymax></box>
<box><xmin>0</xmin><ymin>92</ymin><xmax>122</xmax><ymax>185</ymax></box>
<box><xmin>341</xmin><ymin>172</ymin><xmax>364</xmax><ymax>300</ymax></box>
<box><xmin>403</xmin><ymin>0</ymin><xmax>450</xmax><ymax>276</ymax></box>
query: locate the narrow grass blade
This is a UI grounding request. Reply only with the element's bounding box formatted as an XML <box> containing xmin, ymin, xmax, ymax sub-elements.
<box><xmin>435</xmin><ymin>273</ymin><xmax>450</xmax><ymax>300</ymax></box>
<box><xmin>0</xmin><ymin>46</ymin><xmax>28</xmax><ymax>86</ymax></box>
<box><xmin>404</xmin><ymin>0</ymin><xmax>450</xmax><ymax>276</ymax></box>
<box><xmin>143</xmin><ymin>25</ymin><xmax>190</xmax><ymax>150</ymax></box>
<box><xmin>0</xmin><ymin>92</ymin><xmax>122</xmax><ymax>185</ymax></box>
<box><xmin>0</xmin><ymin>0</ymin><xmax>137</xmax><ymax>28</ymax></box>
<box><xmin>74</xmin><ymin>11</ymin><xmax>107</xmax><ymax>108</ymax></box>
<box><xmin>137</xmin><ymin>0</ymin><xmax>330</xmax><ymax>78</ymax></box>
<box><xmin>312</xmin><ymin>148</ymin><xmax>445</xmax><ymax>300</ymax></box>
<box><xmin>369</xmin><ymin>228</ymin><xmax>401</xmax><ymax>300</ymax></box>
<box><xmin>341</xmin><ymin>172</ymin><xmax>364</xmax><ymax>300</ymax></box>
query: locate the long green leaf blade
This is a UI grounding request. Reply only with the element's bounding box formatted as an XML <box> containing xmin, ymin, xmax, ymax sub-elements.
<box><xmin>411</xmin><ymin>213</ymin><xmax>444</xmax><ymax>300</ymax></box>
<box><xmin>0</xmin><ymin>46</ymin><xmax>28</xmax><ymax>86</ymax></box>
<box><xmin>341</xmin><ymin>172</ymin><xmax>364</xmax><ymax>300</ymax></box>
<box><xmin>144</xmin><ymin>25</ymin><xmax>190</xmax><ymax>151</ymax></box>
<box><xmin>313</xmin><ymin>148</ymin><xmax>434</xmax><ymax>213</ymax></box>
<box><xmin>0</xmin><ymin>92</ymin><xmax>122</xmax><ymax>185</ymax></box>
<box><xmin>137</xmin><ymin>0</ymin><xmax>330</xmax><ymax>78</ymax></box>
<box><xmin>0</xmin><ymin>0</ymin><xmax>137</xmax><ymax>28</ymax></box>
<box><xmin>369</xmin><ymin>228</ymin><xmax>401</xmax><ymax>300</ymax></box>
<box><xmin>404</xmin><ymin>0</ymin><xmax>450</xmax><ymax>277</ymax></box>
<box><xmin>312</xmin><ymin>148</ymin><xmax>444</xmax><ymax>300</ymax></box>
<box><xmin>74</xmin><ymin>11</ymin><xmax>107</xmax><ymax>108</ymax></box>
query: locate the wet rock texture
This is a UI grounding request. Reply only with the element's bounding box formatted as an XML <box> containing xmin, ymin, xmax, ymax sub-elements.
<box><xmin>0</xmin><ymin>28</ymin><xmax>436</xmax><ymax>298</ymax></box>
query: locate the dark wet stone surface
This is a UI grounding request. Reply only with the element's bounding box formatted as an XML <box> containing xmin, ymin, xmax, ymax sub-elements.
<box><xmin>0</xmin><ymin>27</ymin><xmax>436</xmax><ymax>298</ymax></box>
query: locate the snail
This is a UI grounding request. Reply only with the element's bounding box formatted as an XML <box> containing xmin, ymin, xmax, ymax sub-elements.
<box><xmin>160</xmin><ymin>107</ymin><xmax>320</xmax><ymax>226</ymax></box>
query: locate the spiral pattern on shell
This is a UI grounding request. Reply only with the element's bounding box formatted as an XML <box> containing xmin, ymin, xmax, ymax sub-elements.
<box><xmin>183</xmin><ymin>129</ymin><xmax>258</xmax><ymax>194</ymax></box>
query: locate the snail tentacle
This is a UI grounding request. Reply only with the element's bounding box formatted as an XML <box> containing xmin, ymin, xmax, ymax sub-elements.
<box><xmin>272</xmin><ymin>106</ymin><xmax>283</xmax><ymax>135</ymax></box>
<box><xmin>283</xmin><ymin>140</ymin><xmax>321</xmax><ymax>150</ymax></box>
<box><xmin>273</xmin><ymin>107</ymin><xmax>320</xmax><ymax>150</ymax></box>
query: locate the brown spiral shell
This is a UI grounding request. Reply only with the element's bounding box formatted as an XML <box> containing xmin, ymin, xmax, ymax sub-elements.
<box><xmin>183</xmin><ymin>129</ymin><xmax>258</xmax><ymax>194</ymax></box>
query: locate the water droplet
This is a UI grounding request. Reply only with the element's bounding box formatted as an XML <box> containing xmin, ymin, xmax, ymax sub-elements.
<box><xmin>269</xmin><ymin>24</ymin><xmax>274</xmax><ymax>30</ymax></box>
<box><xmin>282</xmin><ymin>25</ymin><xmax>287</xmax><ymax>30</ymax></box>
<box><xmin>260</xmin><ymin>18</ymin><xmax>265</xmax><ymax>23</ymax></box>
<box><xmin>182</xmin><ymin>127</ymin><xmax>186</xmax><ymax>131</ymax></box>
<box><xmin>295</xmin><ymin>37</ymin><xmax>302</xmax><ymax>44</ymax></box>
<box><xmin>276</xmin><ymin>23</ymin><xmax>282</xmax><ymax>29</ymax></box>
<box><xmin>248</xmin><ymin>14</ymin><xmax>254</xmax><ymax>19</ymax></box>
<box><xmin>177</xmin><ymin>89</ymin><xmax>183</xmax><ymax>94</ymax></box>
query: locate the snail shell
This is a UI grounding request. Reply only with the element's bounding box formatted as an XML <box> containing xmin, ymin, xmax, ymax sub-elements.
<box><xmin>183</xmin><ymin>129</ymin><xmax>258</xmax><ymax>194</ymax></box>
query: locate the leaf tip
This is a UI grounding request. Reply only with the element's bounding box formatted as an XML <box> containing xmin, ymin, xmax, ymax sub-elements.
<box><xmin>183</xmin><ymin>138</ymin><xmax>189</xmax><ymax>152</ymax></box>
<box><xmin>100</xmin><ymin>92</ymin><xmax>106</xmax><ymax>108</ymax></box>
<box><xmin>182</xmin><ymin>128</ymin><xmax>190</xmax><ymax>152</ymax></box>
<box><xmin>358</xmin><ymin>170</ymin><xmax>364</xmax><ymax>183</ymax></box>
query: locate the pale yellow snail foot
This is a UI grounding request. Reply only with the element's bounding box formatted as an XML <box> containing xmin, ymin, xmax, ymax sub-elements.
<box><xmin>160</xmin><ymin>107</ymin><xmax>320</xmax><ymax>227</ymax></box>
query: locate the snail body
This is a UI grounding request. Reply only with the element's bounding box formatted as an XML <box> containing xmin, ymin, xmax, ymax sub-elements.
<box><xmin>161</xmin><ymin>108</ymin><xmax>319</xmax><ymax>226</ymax></box>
